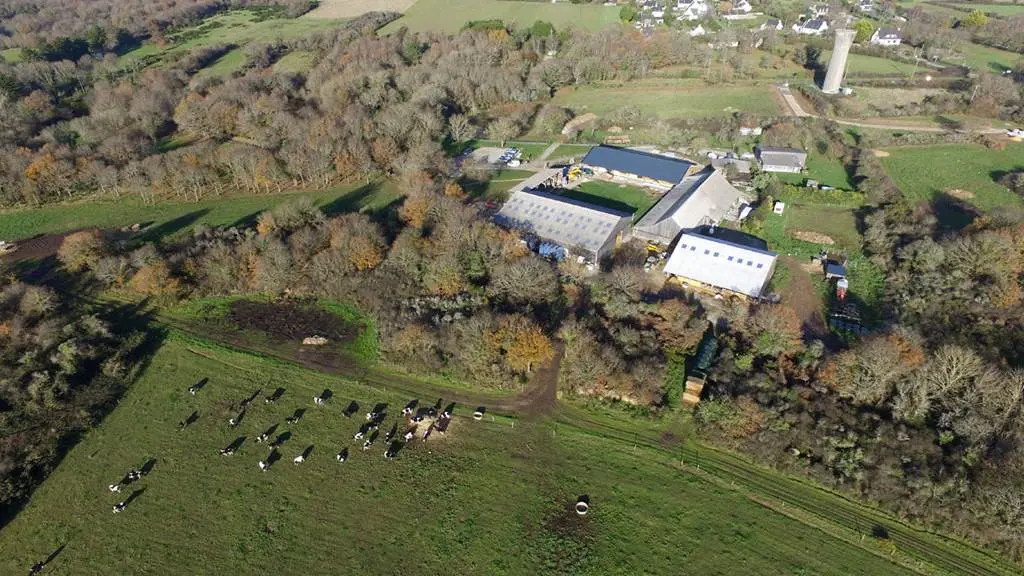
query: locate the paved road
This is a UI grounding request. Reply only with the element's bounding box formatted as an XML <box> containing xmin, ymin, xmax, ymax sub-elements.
<box><xmin>161</xmin><ymin>312</ymin><xmax>1021</xmax><ymax>576</ymax></box>
<box><xmin>775</xmin><ymin>85</ymin><xmax>1006</xmax><ymax>134</ymax></box>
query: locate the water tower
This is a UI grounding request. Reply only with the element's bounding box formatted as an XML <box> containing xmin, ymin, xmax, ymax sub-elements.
<box><xmin>822</xmin><ymin>29</ymin><xmax>855</xmax><ymax>94</ymax></box>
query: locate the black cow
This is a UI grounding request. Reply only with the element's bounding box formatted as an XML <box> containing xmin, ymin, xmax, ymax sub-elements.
<box><xmin>265</xmin><ymin>387</ymin><xmax>286</xmax><ymax>404</ymax></box>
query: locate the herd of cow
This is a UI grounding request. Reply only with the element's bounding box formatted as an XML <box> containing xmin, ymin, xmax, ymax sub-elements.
<box><xmin>106</xmin><ymin>379</ymin><xmax>484</xmax><ymax>514</ymax></box>
<box><xmin>25</xmin><ymin>379</ymin><xmax>487</xmax><ymax>575</ymax></box>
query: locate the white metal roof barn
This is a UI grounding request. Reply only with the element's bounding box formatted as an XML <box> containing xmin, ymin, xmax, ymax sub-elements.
<box><xmin>494</xmin><ymin>189</ymin><xmax>633</xmax><ymax>260</ymax></box>
<box><xmin>664</xmin><ymin>232</ymin><xmax>778</xmax><ymax>298</ymax></box>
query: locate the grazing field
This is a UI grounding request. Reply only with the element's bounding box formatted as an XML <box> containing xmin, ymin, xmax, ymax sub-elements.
<box><xmin>0</xmin><ymin>333</ymin><xmax>921</xmax><ymax>575</ymax></box>
<box><xmin>880</xmin><ymin>143</ymin><xmax>1024</xmax><ymax>212</ymax></box>
<box><xmin>956</xmin><ymin>42</ymin><xmax>1021</xmax><ymax>72</ymax></box>
<box><xmin>118</xmin><ymin>10</ymin><xmax>344</xmax><ymax>73</ymax></box>
<box><xmin>778</xmin><ymin>155</ymin><xmax>855</xmax><ymax>190</ymax></box>
<box><xmin>562</xmin><ymin>180</ymin><xmax>658</xmax><ymax>219</ymax></box>
<box><xmin>194</xmin><ymin>47</ymin><xmax>246</xmax><ymax>78</ymax></box>
<box><xmin>551</xmin><ymin>80</ymin><xmax>781</xmax><ymax>119</ymax></box>
<box><xmin>272</xmin><ymin>51</ymin><xmax>316</xmax><ymax>73</ymax></box>
<box><xmin>0</xmin><ymin>47</ymin><xmax>23</xmax><ymax>63</ymax></box>
<box><xmin>952</xmin><ymin>2</ymin><xmax>1024</xmax><ymax>15</ymax></box>
<box><xmin>0</xmin><ymin>181</ymin><xmax>401</xmax><ymax>242</ymax></box>
<box><xmin>821</xmin><ymin>51</ymin><xmax>918</xmax><ymax>77</ymax></box>
<box><xmin>549</xmin><ymin>144</ymin><xmax>594</xmax><ymax>162</ymax></box>
<box><xmin>460</xmin><ymin>168</ymin><xmax>533</xmax><ymax>200</ymax></box>
<box><xmin>305</xmin><ymin>0</ymin><xmax>416</xmax><ymax>19</ymax></box>
<box><xmin>380</xmin><ymin>0</ymin><xmax>622</xmax><ymax>34</ymax></box>
<box><xmin>748</xmin><ymin>188</ymin><xmax>885</xmax><ymax>311</ymax></box>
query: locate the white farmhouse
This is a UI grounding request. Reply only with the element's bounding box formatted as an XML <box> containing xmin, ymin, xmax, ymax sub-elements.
<box><xmin>870</xmin><ymin>27</ymin><xmax>902</xmax><ymax>47</ymax></box>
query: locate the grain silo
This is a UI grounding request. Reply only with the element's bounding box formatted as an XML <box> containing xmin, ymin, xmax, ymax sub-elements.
<box><xmin>822</xmin><ymin>29</ymin><xmax>855</xmax><ymax>94</ymax></box>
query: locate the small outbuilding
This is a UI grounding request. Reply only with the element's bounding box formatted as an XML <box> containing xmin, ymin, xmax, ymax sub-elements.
<box><xmin>757</xmin><ymin>146</ymin><xmax>807</xmax><ymax>173</ymax></box>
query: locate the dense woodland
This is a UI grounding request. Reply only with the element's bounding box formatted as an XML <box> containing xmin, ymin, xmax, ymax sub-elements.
<box><xmin>0</xmin><ymin>3</ymin><xmax>1020</xmax><ymax>207</ymax></box>
<box><xmin>0</xmin><ymin>0</ymin><xmax>313</xmax><ymax>48</ymax></box>
<box><xmin>2</xmin><ymin>2</ymin><xmax>1024</xmax><ymax>562</ymax></box>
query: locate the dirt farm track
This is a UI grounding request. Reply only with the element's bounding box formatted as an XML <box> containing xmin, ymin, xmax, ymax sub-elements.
<box><xmin>304</xmin><ymin>0</ymin><xmax>417</xmax><ymax>19</ymax></box>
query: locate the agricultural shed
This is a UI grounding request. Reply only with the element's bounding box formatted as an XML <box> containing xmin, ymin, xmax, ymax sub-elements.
<box><xmin>495</xmin><ymin>188</ymin><xmax>632</xmax><ymax>260</ymax></box>
<box><xmin>632</xmin><ymin>168</ymin><xmax>744</xmax><ymax>245</ymax></box>
<box><xmin>756</xmin><ymin>146</ymin><xmax>807</xmax><ymax>173</ymax></box>
<box><xmin>664</xmin><ymin>232</ymin><xmax>778</xmax><ymax>298</ymax></box>
<box><xmin>581</xmin><ymin>145</ymin><xmax>694</xmax><ymax>188</ymax></box>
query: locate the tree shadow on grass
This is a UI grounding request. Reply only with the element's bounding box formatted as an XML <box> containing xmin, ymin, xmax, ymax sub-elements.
<box><xmin>556</xmin><ymin>189</ymin><xmax>635</xmax><ymax>215</ymax></box>
<box><xmin>321</xmin><ymin>182</ymin><xmax>386</xmax><ymax>218</ymax></box>
<box><xmin>136</xmin><ymin>209</ymin><xmax>210</xmax><ymax>245</ymax></box>
<box><xmin>930</xmin><ymin>190</ymin><xmax>980</xmax><ymax>237</ymax></box>
<box><xmin>0</xmin><ymin>298</ymin><xmax>167</xmax><ymax>530</ymax></box>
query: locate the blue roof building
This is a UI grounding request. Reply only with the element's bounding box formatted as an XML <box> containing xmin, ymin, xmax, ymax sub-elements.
<box><xmin>581</xmin><ymin>146</ymin><xmax>693</xmax><ymax>186</ymax></box>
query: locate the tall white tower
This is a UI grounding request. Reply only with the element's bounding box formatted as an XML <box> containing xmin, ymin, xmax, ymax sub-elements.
<box><xmin>822</xmin><ymin>29</ymin><xmax>855</xmax><ymax>94</ymax></box>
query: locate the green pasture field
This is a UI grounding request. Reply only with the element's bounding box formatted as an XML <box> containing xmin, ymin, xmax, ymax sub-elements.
<box><xmin>821</xmin><ymin>51</ymin><xmax>918</xmax><ymax>77</ymax></box>
<box><xmin>0</xmin><ymin>333</ymin><xmax>922</xmax><ymax>575</ymax></box>
<box><xmin>118</xmin><ymin>10</ymin><xmax>343</xmax><ymax>74</ymax></box>
<box><xmin>551</xmin><ymin>80</ymin><xmax>781</xmax><ymax>119</ymax></box>
<box><xmin>880</xmin><ymin>143</ymin><xmax>1024</xmax><ymax>212</ymax></box>
<box><xmin>561</xmin><ymin>180</ymin><xmax>658</xmax><ymax>219</ymax></box>
<box><xmin>0</xmin><ymin>47</ymin><xmax>24</xmax><ymax>63</ymax></box>
<box><xmin>549</xmin><ymin>144</ymin><xmax>593</xmax><ymax>162</ymax></box>
<box><xmin>380</xmin><ymin>0</ymin><xmax>622</xmax><ymax>34</ymax></box>
<box><xmin>195</xmin><ymin>47</ymin><xmax>246</xmax><ymax>78</ymax></box>
<box><xmin>777</xmin><ymin>155</ymin><xmax>855</xmax><ymax>190</ymax></box>
<box><xmin>748</xmin><ymin>191</ymin><xmax>885</xmax><ymax>310</ymax></box>
<box><xmin>460</xmin><ymin>168</ymin><xmax>533</xmax><ymax>200</ymax></box>
<box><xmin>952</xmin><ymin>2</ymin><xmax>1024</xmax><ymax>15</ymax></box>
<box><xmin>955</xmin><ymin>42</ymin><xmax>1021</xmax><ymax>72</ymax></box>
<box><xmin>272</xmin><ymin>51</ymin><xmax>316</xmax><ymax>73</ymax></box>
<box><xmin>0</xmin><ymin>181</ymin><xmax>401</xmax><ymax>242</ymax></box>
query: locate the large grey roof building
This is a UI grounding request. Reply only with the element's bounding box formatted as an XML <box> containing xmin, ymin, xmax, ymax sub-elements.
<box><xmin>494</xmin><ymin>189</ymin><xmax>633</xmax><ymax>260</ymax></box>
<box><xmin>757</xmin><ymin>146</ymin><xmax>807</xmax><ymax>173</ymax></box>
<box><xmin>581</xmin><ymin>146</ymin><xmax>694</xmax><ymax>187</ymax></box>
<box><xmin>633</xmin><ymin>168</ymin><xmax>744</xmax><ymax>245</ymax></box>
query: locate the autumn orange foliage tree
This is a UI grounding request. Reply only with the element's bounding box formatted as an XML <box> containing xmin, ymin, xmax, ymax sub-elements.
<box><xmin>491</xmin><ymin>314</ymin><xmax>554</xmax><ymax>373</ymax></box>
<box><xmin>128</xmin><ymin>262</ymin><xmax>180</xmax><ymax>297</ymax></box>
<box><xmin>57</xmin><ymin>230</ymin><xmax>106</xmax><ymax>272</ymax></box>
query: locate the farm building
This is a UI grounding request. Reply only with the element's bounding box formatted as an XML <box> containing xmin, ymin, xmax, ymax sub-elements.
<box><xmin>756</xmin><ymin>146</ymin><xmax>807</xmax><ymax>173</ymax></box>
<box><xmin>581</xmin><ymin>145</ymin><xmax>694</xmax><ymax>189</ymax></box>
<box><xmin>663</xmin><ymin>232</ymin><xmax>778</xmax><ymax>298</ymax></box>
<box><xmin>494</xmin><ymin>188</ymin><xmax>633</xmax><ymax>261</ymax></box>
<box><xmin>632</xmin><ymin>168</ymin><xmax>744</xmax><ymax>246</ymax></box>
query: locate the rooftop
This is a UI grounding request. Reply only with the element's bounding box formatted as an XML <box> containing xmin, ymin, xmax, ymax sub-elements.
<box><xmin>494</xmin><ymin>188</ymin><xmax>632</xmax><ymax>255</ymax></box>
<box><xmin>581</xmin><ymin>146</ymin><xmax>694</xmax><ymax>184</ymax></box>
<box><xmin>664</xmin><ymin>232</ymin><xmax>778</xmax><ymax>298</ymax></box>
<box><xmin>757</xmin><ymin>146</ymin><xmax>807</xmax><ymax>168</ymax></box>
<box><xmin>634</xmin><ymin>168</ymin><xmax>743</xmax><ymax>245</ymax></box>
<box><xmin>876</xmin><ymin>27</ymin><xmax>901</xmax><ymax>38</ymax></box>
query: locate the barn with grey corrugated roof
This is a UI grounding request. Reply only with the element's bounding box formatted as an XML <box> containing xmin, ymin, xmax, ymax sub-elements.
<box><xmin>632</xmin><ymin>168</ymin><xmax>744</xmax><ymax>245</ymax></box>
<box><xmin>494</xmin><ymin>189</ymin><xmax>633</xmax><ymax>260</ymax></box>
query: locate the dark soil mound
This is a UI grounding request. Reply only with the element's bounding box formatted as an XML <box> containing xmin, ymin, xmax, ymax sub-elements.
<box><xmin>227</xmin><ymin>300</ymin><xmax>357</xmax><ymax>344</ymax></box>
